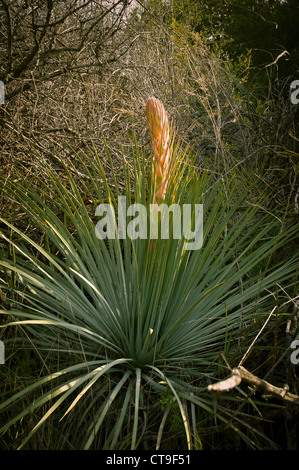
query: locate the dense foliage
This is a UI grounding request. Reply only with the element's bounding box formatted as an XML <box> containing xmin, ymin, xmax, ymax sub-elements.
<box><xmin>0</xmin><ymin>0</ymin><xmax>298</xmax><ymax>450</ymax></box>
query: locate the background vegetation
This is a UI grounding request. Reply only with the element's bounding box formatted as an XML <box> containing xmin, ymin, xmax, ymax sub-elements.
<box><xmin>0</xmin><ymin>0</ymin><xmax>298</xmax><ymax>450</ymax></box>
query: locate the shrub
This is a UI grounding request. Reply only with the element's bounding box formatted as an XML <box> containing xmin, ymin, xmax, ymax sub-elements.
<box><xmin>0</xmin><ymin>98</ymin><xmax>297</xmax><ymax>449</ymax></box>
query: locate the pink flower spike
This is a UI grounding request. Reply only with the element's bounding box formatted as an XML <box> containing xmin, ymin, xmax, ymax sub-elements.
<box><xmin>146</xmin><ymin>97</ymin><xmax>171</xmax><ymax>203</ymax></box>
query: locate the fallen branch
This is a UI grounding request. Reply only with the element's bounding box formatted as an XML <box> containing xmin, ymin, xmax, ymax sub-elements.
<box><xmin>208</xmin><ymin>366</ymin><xmax>299</xmax><ymax>406</ymax></box>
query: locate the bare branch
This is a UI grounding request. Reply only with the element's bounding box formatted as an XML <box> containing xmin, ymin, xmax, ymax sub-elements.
<box><xmin>10</xmin><ymin>0</ymin><xmax>54</xmax><ymax>80</ymax></box>
<box><xmin>208</xmin><ymin>366</ymin><xmax>299</xmax><ymax>406</ymax></box>
<box><xmin>0</xmin><ymin>0</ymin><xmax>13</xmax><ymax>74</ymax></box>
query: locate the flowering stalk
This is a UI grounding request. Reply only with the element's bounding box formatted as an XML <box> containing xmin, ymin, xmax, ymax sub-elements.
<box><xmin>146</xmin><ymin>97</ymin><xmax>171</xmax><ymax>204</ymax></box>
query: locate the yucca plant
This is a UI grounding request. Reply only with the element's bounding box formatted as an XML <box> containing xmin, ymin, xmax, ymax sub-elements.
<box><xmin>0</xmin><ymin>98</ymin><xmax>297</xmax><ymax>450</ymax></box>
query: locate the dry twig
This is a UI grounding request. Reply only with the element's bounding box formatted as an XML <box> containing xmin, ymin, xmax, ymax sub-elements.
<box><xmin>208</xmin><ymin>366</ymin><xmax>299</xmax><ymax>406</ymax></box>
